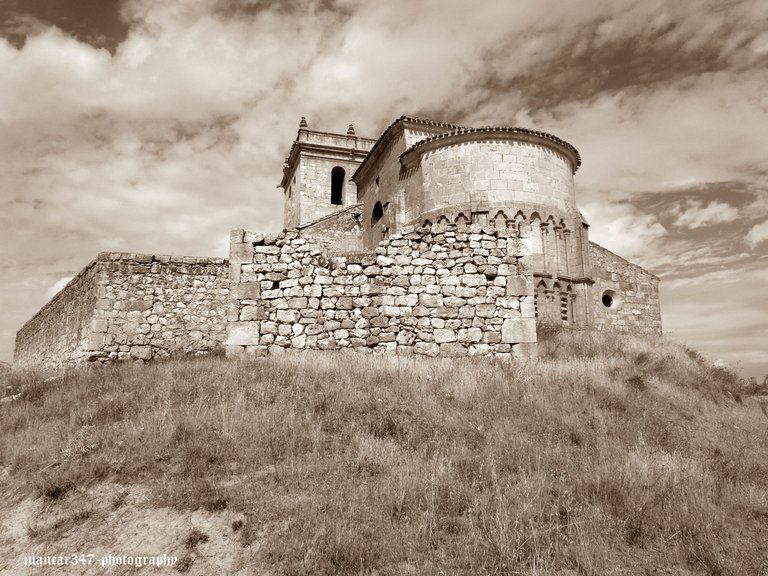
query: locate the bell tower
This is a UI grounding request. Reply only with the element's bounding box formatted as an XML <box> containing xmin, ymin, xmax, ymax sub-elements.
<box><xmin>278</xmin><ymin>118</ymin><xmax>376</xmax><ymax>228</ymax></box>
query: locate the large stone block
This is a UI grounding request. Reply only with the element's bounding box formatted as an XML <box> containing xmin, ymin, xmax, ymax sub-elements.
<box><xmin>230</xmin><ymin>243</ymin><xmax>254</xmax><ymax>264</ymax></box>
<box><xmin>125</xmin><ymin>300</ymin><xmax>153</xmax><ymax>312</ymax></box>
<box><xmin>501</xmin><ymin>318</ymin><xmax>537</xmax><ymax>343</ymax></box>
<box><xmin>512</xmin><ymin>342</ymin><xmax>538</xmax><ymax>362</ymax></box>
<box><xmin>87</xmin><ymin>333</ymin><xmax>106</xmax><ymax>351</ymax></box>
<box><xmin>414</xmin><ymin>342</ymin><xmax>440</xmax><ymax>357</ymax></box>
<box><xmin>506</xmin><ymin>275</ymin><xmax>532</xmax><ymax>296</ymax></box>
<box><xmin>226</xmin><ymin>322</ymin><xmax>261</xmax><ymax>346</ymax></box>
<box><xmin>440</xmin><ymin>342</ymin><xmax>467</xmax><ymax>357</ymax></box>
<box><xmin>240</xmin><ymin>305</ymin><xmax>267</xmax><ymax>321</ymax></box>
<box><xmin>434</xmin><ymin>328</ymin><xmax>457</xmax><ymax>343</ymax></box>
<box><xmin>232</xmin><ymin>283</ymin><xmax>261</xmax><ymax>301</ymax></box>
<box><xmin>130</xmin><ymin>346</ymin><xmax>152</xmax><ymax>360</ymax></box>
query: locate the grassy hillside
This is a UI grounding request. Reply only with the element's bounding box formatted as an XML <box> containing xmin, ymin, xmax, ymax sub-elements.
<box><xmin>1</xmin><ymin>329</ymin><xmax>767</xmax><ymax>575</ymax></box>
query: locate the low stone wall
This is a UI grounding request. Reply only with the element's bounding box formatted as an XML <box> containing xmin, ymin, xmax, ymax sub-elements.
<box><xmin>14</xmin><ymin>252</ymin><xmax>229</xmax><ymax>369</ymax></box>
<box><xmin>297</xmin><ymin>204</ymin><xmax>364</xmax><ymax>253</ymax></box>
<box><xmin>14</xmin><ymin>259</ymin><xmax>101</xmax><ymax>369</ymax></box>
<box><xmin>227</xmin><ymin>223</ymin><xmax>537</xmax><ymax>359</ymax></box>
<box><xmin>589</xmin><ymin>242</ymin><xmax>661</xmax><ymax>334</ymax></box>
<box><xmin>90</xmin><ymin>253</ymin><xmax>229</xmax><ymax>362</ymax></box>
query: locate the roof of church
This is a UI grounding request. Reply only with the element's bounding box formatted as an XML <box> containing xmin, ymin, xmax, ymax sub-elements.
<box><xmin>352</xmin><ymin>115</ymin><xmax>463</xmax><ymax>180</ymax></box>
<box><xmin>353</xmin><ymin>115</ymin><xmax>581</xmax><ymax>180</ymax></box>
<box><xmin>399</xmin><ymin>126</ymin><xmax>582</xmax><ymax>173</ymax></box>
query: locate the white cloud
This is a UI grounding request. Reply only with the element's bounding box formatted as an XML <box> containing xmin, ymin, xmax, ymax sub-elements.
<box><xmin>529</xmin><ymin>70</ymin><xmax>768</xmax><ymax>200</ymax></box>
<box><xmin>671</xmin><ymin>200</ymin><xmax>740</xmax><ymax>229</ymax></box>
<box><xmin>746</xmin><ymin>219</ymin><xmax>768</xmax><ymax>248</ymax></box>
<box><xmin>45</xmin><ymin>276</ymin><xmax>74</xmax><ymax>299</ymax></box>
<box><xmin>661</xmin><ymin>265</ymin><xmax>768</xmax><ymax>378</ymax></box>
<box><xmin>581</xmin><ymin>201</ymin><xmax>667</xmax><ymax>264</ymax></box>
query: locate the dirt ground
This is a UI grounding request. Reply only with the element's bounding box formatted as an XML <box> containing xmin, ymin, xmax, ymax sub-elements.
<box><xmin>0</xmin><ymin>475</ymin><xmax>265</xmax><ymax>576</ymax></box>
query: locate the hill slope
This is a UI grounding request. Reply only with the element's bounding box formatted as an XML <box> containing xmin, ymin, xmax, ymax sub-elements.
<box><xmin>1</xmin><ymin>330</ymin><xmax>766</xmax><ymax>575</ymax></box>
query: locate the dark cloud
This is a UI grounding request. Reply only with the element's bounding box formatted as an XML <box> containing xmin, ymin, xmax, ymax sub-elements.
<box><xmin>0</xmin><ymin>0</ymin><xmax>129</xmax><ymax>51</ymax></box>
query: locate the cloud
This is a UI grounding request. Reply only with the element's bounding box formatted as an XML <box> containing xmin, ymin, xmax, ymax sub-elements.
<box><xmin>661</xmin><ymin>264</ymin><xmax>768</xmax><ymax>377</ymax></box>
<box><xmin>522</xmin><ymin>70</ymin><xmax>768</xmax><ymax>200</ymax></box>
<box><xmin>580</xmin><ymin>201</ymin><xmax>667</xmax><ymax>265</ymax></box>
<box><xmin>45</xmin><ymin>276</ymin><xmax>75</xmax><ymax>299</ymax></box>
<box><xmin>746</xmin><ymin>220</ymin><xmax>768</xmax><ymax>248</ymax></box>
<box><xmin>671</xmin><ymin>200</ymin><xmax>740</xmax><ymax>229</ymax></box>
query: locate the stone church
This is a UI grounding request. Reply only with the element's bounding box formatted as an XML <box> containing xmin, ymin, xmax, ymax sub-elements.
<box><xmin>15</xmin><ymin>116</ymin><xmax>661</xmax><ymax>368</ymax></box>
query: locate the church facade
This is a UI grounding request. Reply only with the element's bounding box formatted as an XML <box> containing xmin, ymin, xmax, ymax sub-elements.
<box><xmin>281</xmin><ymin>116</ymin><xmax>660</xmax><ymax>334</ymax></box>
<box><xmin>14</xmin><ymin>116</ymin><xmax>661</xmax><ymax>368</ymax></box>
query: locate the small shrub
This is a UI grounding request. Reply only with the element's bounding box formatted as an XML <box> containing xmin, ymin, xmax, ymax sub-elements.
<box><xmin>183</xmin><ymin>528</ymin><xmax>209</xmax><ymax>549</ymax></box>
<box><xmin>27</xmin><ymin>506</ymin><xmax>93</xmax><ymax>540</ymax></box>
<box><xmin>35</xmin><ymin>471</ymin><xmax>74</xmax><ymax>501</ymax></box>
<box><xmin>112</xmin><ymin>490</ymin><xmax>129</xmax><ymax>510</ymax></box>
<box><xmin>626</xmin><ymin>374</ymin><xmax>649</xmax><ymax>392</ymax></box>
<box><xmin>175</xmin><ymin>553</ymin><xmax>194</xmax><ymax>573</ymax></box>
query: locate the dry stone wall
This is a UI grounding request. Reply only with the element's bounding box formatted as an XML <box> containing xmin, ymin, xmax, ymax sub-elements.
<box><xmin>227</xmin><ymin>223</ymin><xmax>537</xmax><ymax>359</ymax></box>
<box><xmin>91</xmin><ymin>253</ymin><xmax>229</xmax><ymax>362</ymax></box>
<box><xmin>297</xmin><ymin>204</ymin><xmax>364</xmax><ymax>253</ymax></box>
<box><xmin>14</xmin><ymin>258</ymin><xmax>101</xmax><ymax>369</ymax></box>
<box><xmin>14</xmin><ymin>252</ymin><xmax>229</xmax><ymax>369</ymax></box>
<box><xmin>589</xmin><ymin>243</ymin><xmax>661</xmax><ymax>334</ymax></box>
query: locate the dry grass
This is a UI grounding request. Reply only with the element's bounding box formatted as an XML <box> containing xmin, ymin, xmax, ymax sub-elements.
<box><xmin>1</xmin><ymin>329</ymin><xmax>767</xmax><ymax>574</ymax></box>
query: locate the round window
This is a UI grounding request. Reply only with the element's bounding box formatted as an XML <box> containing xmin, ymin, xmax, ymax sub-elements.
<box><xmin>601</xmin><ymin>289</ymin><xmax>619</xmax><ymax>308</ymax></box>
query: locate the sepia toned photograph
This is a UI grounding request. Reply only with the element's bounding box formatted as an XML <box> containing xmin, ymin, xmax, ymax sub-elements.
<box><xmin>1</xmin><ymin>0</ymin><xmax>767</xmax><ymax>574</ymax></box>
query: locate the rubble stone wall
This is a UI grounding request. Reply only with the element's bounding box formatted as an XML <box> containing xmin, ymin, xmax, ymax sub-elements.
<box><xmin>15</xmin><ymin>252</ymin><xmax>230</xmax><ymax>368</ymax></box>
<box><xmin>589</xmin><ymin>242</ymin><xmax>662</xmax><ymax>334</ymax></box>
<box><xmin>14</xmin><ymin>259</ymin><xmax>101</xmax><ymax>369</ymax></box>
<box><xmin>90</xmin><ymin>253</ymin><xmax>229</xmax><ymax>362</ymax></box>
<box><xmin>297</xmin><ymin>204</ymin><xmax>364</xmax><ymax>253</ymax></box>
<box><xmin>227</xmin><ymin>223</ymin><xmax>537</xmax><ymax>359</ymax></box>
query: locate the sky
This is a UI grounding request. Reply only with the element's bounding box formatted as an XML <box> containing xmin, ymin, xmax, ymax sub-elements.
<box><xmin>0</xmin><ymin>0</ymin><xmax>766</xmax><ymax>377</ymax></box>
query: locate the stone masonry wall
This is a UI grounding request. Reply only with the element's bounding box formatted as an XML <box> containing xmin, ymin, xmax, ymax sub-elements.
<box><xmin>91</xmin><ymin>253</ymin><xmax>229</xmax><ymax>362</ymax></box>
<box><xmin>227</xmin><ymin>223</ymin><xmax>537</xmax><ymax>359</ymax></box>
<box><xmin>297</xmin><ymin>204</ymin><xmax>364</xmax><ymax>253</ymax></box>
<box><xmin>14</xmin><ymin>258</ymin><xmax>101</xmax><ymax>369</ymax></box>
<box><xmin>589</xmin><ymin>242</ymin><xmax>661</xmax><ymax>334</ymax></box>
<box><xmin>15</xmin><ymin>252</ymin><xmax>230</xmax><ymax>369</ymax></box>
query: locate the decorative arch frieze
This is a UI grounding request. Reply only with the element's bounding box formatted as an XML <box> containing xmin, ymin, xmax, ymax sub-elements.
<box><xmin>492</xmin><ymin>210</ymin><xmax>509</xmax><ymax>229</ymax></box>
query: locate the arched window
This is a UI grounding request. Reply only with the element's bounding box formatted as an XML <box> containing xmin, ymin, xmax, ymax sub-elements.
<box><xmin>331</xmin><ymin>166</ymin><xmax>345</xmax><ymax>205</ymax></box>
<box><xmin>371</xmin><ymin>201</ymin><xmax>383</xmax><ymax>227</ymax></box>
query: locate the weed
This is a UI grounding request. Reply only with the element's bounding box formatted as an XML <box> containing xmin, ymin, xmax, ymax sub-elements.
<box><xmin>175</xmin><ymin>553</ymin><xmax>194</xmax><ymax>573</ymax></box>
<box><xmin>112</xmin><ymin>490</ymin><xmax>129</xmax><ymax>510</ymax></box>
<box><xmin>2</xmin><ymin>335</ymin><xmax>766</xmax><ymax>573</ymax></box>
<box><xmin>183</xmin><ymin>528</ymin><xmax>209</xmax><ymax>549</ymax></box>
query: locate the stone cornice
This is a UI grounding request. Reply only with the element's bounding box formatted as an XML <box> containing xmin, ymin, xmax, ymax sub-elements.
<box><xmin>351</xmin><ymin>115</ymin><xmax>464</xmax><ymax>182</ymax></box>
<box><xmin>296</xmin><ymin>203</ymin><xmax>363</xmax><ymax>231</ymax></box>
<box><xmin>399</xmin><ymin>127</ymin><xmax>582</xmax><ymax>174</ymax></box>
<box><xmin>279</xmin><ymin>132</ymin><xmax>376</xmax><ymax>190</ymax></box>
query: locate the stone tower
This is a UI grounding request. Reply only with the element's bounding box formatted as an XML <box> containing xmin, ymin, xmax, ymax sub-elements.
<box><xmin>278</xmin><ymin>118</ymin><xmax>376</xmax><ymax>228</ymax></box>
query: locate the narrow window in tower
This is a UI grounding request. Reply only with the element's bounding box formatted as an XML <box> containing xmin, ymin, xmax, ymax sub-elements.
<box><xmin>331</xmin><ymin>166</ymin><xmax>345</xmax><ymax>205</ymax></box>
<box><xmin>560</xmin><ymin>293</ymin><xmax>569</xmax><ymax>323</ymax></box>
<box><xmin>371</xmin><ymin>201</ymin><xmax>384</xmax><ymax>227</ymax></box>
<box><xmin>535</xmin><ymin>280</ymin><xmax>547</xmax><ymax>320</ymax></box>
<box><xmin>560</xmin><ymin>286</ymin><xmax>573</xmax><ymax>324</ymax></box>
